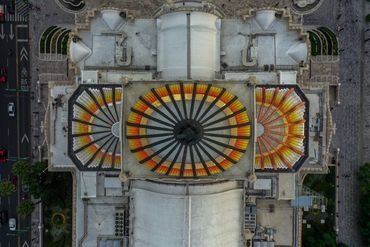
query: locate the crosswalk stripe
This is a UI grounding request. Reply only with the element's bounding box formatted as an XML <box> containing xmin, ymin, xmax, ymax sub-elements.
<box><xmin>4</xmin><ymin>0</ymin><xmax>29</xmax><ymax>22</ymax></box>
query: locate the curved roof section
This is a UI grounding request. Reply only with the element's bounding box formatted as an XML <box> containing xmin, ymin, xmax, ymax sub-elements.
<box><xmin>287</xmin><ymin>42</ymin><xmax>308</xmax><ymax>63</ymax></box>
<box><xmin>131</xmin><ymin>180</ymin><xmax>243</xmax><ymax>247</ymax></box>
<box><xmin>69</xmin><ymin>40</ymin><xmax>92</xmax><ymax>64</ymax></box>
<box><xmin>255</xmin><ymin>86</ymin><xmax>308</xmax><ymax>171</ymax></box>
<box><xmin>68</xmin><ymin>85</ymin><xmax>122</xmax><ymax>170</ymax></box>
<box><xmin>101</xmin><ymin>9</ymin><xmax>123</xmax><ymax>30</ymax></box>
<box><xmin>255</xmin><ymin>10</ymin><xmax>276</xmax><ymax>30</ymax></box>
<box><xmin>126</xmin><ymin>83</ymin><xmax>251</xmax><ymax>177</ymax></box>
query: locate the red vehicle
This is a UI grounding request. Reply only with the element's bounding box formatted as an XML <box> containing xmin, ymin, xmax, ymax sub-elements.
<box><xmin>0</xmin><ymin>5</ymin><xmax>4</xmax><ymax>22</ymax></box>
<box><xmin>0</xmin><ymin>67</ymin><xmax>7</xmax><ymax>84</ymax></box>
<box><xmin>0</xmin><ymin>148</ymin><xmax>7</xmax><ymax>163</ymax></box>
<box><xmin>11</xmin><ymin>176</ymin><xmax>17</xmax><ymax>188</ymax></box>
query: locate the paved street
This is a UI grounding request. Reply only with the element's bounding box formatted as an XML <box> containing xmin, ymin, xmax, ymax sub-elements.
<box><xmin>304</xmin><ymin>0</ymin><xmax>368</xmax><ymax>246</ymax></box>
<box><xmin>0</xmin><ymin>1</ymin><xmax>31</xmax><ymax>247</ymax></box>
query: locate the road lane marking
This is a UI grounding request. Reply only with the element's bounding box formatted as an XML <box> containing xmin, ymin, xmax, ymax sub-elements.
<box><xmin>7</xmin><ymin>128</ymin><xmax>10</xmax><ymax>136</ymax></box>
<box><xmin>21</xmin><ymin>134</ymin><xmax>29</xmax><ymax>143</ymax></box>
<box><xmin>0</xmin><ymin>24</ymin><xmax>5</xmax><ymax>40</ymax></box>
<box><xmin>22</xmin><ymin>241</ymin><xmax>29</xmax><ymax>247</ymax></box>
<box><xmin>20</xmin><ymin>47</ymin><xmax>28</xmax><ymax>61</ymax></box>
<box><xmin>9</xmin><ymin>24</ymin><xmax>14</xmax><ymax>40</ymax></box>
<box><xmin>17</xmin><ymin>39</ymin><xmax>28</xmax><ymax>43</ymax></box>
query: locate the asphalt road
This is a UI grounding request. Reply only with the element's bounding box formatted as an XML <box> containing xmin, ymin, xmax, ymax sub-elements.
<box><xmin>304</xmin><ymin>0</ymin><xmax>367</xmax><ymax>245</ymax></box>
<box><xmin>0</xmin><ymin>12</ymin><xmax>31</xmax><ymax>247</ymax></box>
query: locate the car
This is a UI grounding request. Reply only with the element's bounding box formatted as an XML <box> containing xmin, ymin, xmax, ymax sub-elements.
<box><xmin>0</xmin><ymin>148</ymin><xmax>7</xmax><ymax>163</ymax></box>
<box><xmin>21</xmin><ymin>192</ymin><xmax>28</xmax><ymax>200</ymax></box>
<box><xmin>8</xmin><ymin>102</ymin><xmax>15</xmax><ymax>117</ymax></box>
<box><xmin>6</xmin><ymin>0</ymin><xmax>14</xmax><ymax>14</ymax></box>
<box><xmin>0</xmin><ymin>67</ymin><xmax>7</xmax><ymax>83</ymax></box>
<box><xmin>0</xmin><ymin>5</ymin><xmax>4</xmax><ymax>22</ymax></box>
<box><xmin>0</xmin><ymin>210</ymin><xmax>8</xmax><ymax>225</ymax></box>
<box><xmin>8</xmin><ymin>218</ymin><xmax>16</xmax><ymax>231</ymax></box>
<box><xmin>11</xmin><ymin>175</ymin><xmax>17</xmax><ymax>188</ymax></box>
<box><xmin>22</xmin><ymin>183</ymin><xmax>29</xmax><ymax>192</ymax></box>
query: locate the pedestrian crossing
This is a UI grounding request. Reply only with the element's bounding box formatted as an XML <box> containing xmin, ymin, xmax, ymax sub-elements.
<box><xmin>4</xmin><ymin>0</ymin><xmax>29</xmax><ymax>22</ymax></box>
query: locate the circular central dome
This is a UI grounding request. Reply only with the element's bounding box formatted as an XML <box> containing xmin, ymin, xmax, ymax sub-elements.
<box><xmin>257</xmin><ymin>123</ymin><xmax>265</xmax><ymax>137</ymax></box>
<box><xmin>174</xmin><ymin>119</ymin><xmax>203</xmax><ymax>145</ymax></box>
<box><xmin>126</xmin><ymin>83</ymin><xmax>251</xmax><ymax>177</ymax></box>
<box><xmin>111</xmin><ymin>122</ymin><xmax>120</xmax><ymax>138</ymax></box>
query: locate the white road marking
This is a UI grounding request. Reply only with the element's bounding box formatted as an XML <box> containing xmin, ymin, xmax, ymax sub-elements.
<box><xmin>22</xmin><ymin>241</ymin><xmax>29</xmax><ymax>247</ymax></box>
<box><xmin>8</xmin><ymin>24</ymin><xmax>14</xmax><ymax>40</ymax></box>
<box><xmin>20</xmin><ymin>47</ymin><xmax>28</xmax><ymax>61</ymax></box>
<box><xmin>7</xmin><ymin>128</ymin><xmax>10</xmax><ymax>136</ymax></box>
<box><xmin>0</xmin><ymin>24</ymin><xmax>5</xmax><ymax>40</ymax></box>
<box><xmin>21</xmin><ymin>133</ymin><xmax>29</xmax><ymax>143</ymax></box>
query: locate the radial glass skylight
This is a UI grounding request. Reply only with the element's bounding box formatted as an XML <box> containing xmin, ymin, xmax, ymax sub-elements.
<box><xmin>69</xmin><ymin>86</ymin><xmax>122</xmax><ymax>170</ymax></box>
<box><xmin>255</xmin><ymin>86</ymin><xmax>307</xmax><ymax>170</ymax></box>
<box><xmin>126</xmin><ymin>83</ymin><xmax>251</xmax><ymax>177</ymax></box>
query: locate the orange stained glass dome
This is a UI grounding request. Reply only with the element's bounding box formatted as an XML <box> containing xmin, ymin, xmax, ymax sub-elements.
<box><xmin>69</xmin><ymin>85</ymin><xmax>122</xmax><ymax>170</ymax></box>
<box><xmin>255</xmin><ymin>86</ymin><xmax>308</xmax><ymax>171</ymax></box>
<box><xmin>126</xmin><ymin>83</ymin><xmax>251</xmax><ymax>177</ymax></box>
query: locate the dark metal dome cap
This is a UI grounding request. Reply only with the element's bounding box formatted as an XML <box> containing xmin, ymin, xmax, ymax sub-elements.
<box><xmin>126</xmin><ymin>83</ymin><xmax>251</xmax><ymax>177</ymax></box>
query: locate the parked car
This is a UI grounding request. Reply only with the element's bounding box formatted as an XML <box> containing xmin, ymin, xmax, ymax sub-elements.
<box><xmin>0</xmin><ymin>148</ymin><xmax>7</xmax><ymax>163</ymax></box>
<box><xmin>6</xmin><ymin>0</ymin><xmax>15</xmax><ymax>14</ymax></box>
<box><xmin>0</xmin><ymin>210</ymin><xmax>8</xmax><ymax>225</ymax></box>
<box><xmin>11</xmin><ymin>175</ymin><xmax>17</xmax><ymax>188</ymax></box>
<box><xmin>22</xmin><ymin>183</ymin><xmax>29</xmax><ymax>192</ymax></box>
<box><xmin>21</xmin><ymin>192</ymin><xmax>28</xmax><ymax>201</ymax></box>
<box><xmin>8</xmin><ymin>218</ymin><xmax>16</xmax><ymax>231</ymax></box>
<box><xmin>0</xmin><ymin>67</ymin><xmax>7</xmax><ymax>83</ymax></box>
<box><xmin>8</xmin><ymin>102</ymin><xmax>15</xmax><ymax>117</ymax></box>
<box><xmin>0</xmin><ymin>5</ymin><xmax>5</xmax><ymax>22</ymax></box>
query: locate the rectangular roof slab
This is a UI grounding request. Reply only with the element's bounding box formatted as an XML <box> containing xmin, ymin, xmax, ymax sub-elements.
<box><xmin>121</xmin><ymin>81</ymin><xmax>255</xmax><ymax>180</ymax></box>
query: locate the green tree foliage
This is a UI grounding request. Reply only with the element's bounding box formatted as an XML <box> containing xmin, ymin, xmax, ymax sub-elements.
<box><xmin>0</xmin><ymin>181</ymin><xmax>16</xmax><ymax>196</ymax></box>
<box><xmin>337</xmin><ymin>243</ymin><xmax>349</xmax><ymax>247</ymax></box>
<box><xmin>12</xmin><ymin>160</ymin><xmax>31</xmax><ymax>177</ymax></box>
<box><xmin>302</xmin><ymin>167</ymin><xmax>337</xmax><ymax>247</ymax></box>
<box><xmin>358</xmin><ymin>163</ymin><xmax>370</xmax><ymax>245</ymax></box>
<box><xmin>16</xmin><ymin>200</ymin><xmax>35</xmax><ymax>216</ymax></box>
<box><xmin>20</xmin><ymin>161</ymin><xmax>72</xmax><ymax>206</ymax></box>
<box><xmin>366</xmin><ymin>14</ymin><xmax>370</xmax><ymax>22</ymax></box>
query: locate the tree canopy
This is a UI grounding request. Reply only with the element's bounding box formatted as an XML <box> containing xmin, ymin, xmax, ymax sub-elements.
<box><xmin>358</xmin><ymin>163</ymin><xmax>370</xmax><ymax>245</ymax></box>
<box><xmin>0</xmin><ymin>181</ymin><xmax>16</xmax><ymax>197</ymax></box>
<box><xmin>16</xmin><ymin>200</ymin><xmax>35</xmax><ymax>217</ymax></box>
<box><xmin>12</xmin><ymin>160</ymin><xmax>31</xmax><ymax>177</ymax></box>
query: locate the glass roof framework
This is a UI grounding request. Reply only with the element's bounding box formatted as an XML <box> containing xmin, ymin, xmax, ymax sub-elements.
<box><xmin>255</xmin><ymin>86</ymin><xmax>309</xmax><ymax>171</ymax></box>
<box><xmin>126</xmin><ymin>83</ymin><xmax>251</xmax><ymax>177</ymax></box>
<box><xmin>68</xmin><ymin>85</ymin><xmax>122</xmax><ymax>171</ymax></box>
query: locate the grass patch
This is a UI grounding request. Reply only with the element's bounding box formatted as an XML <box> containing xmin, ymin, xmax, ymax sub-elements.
<box><xmin>43</xmin><ymin>172</ymin><xmax>72</xmax><ymax>247</ymax></box>
<box><xmin>302</xmin><ymin>166</ymin><xmax>337</xmax><ymax>247</ymax></box>
<box><xmin>319</xmin><ymin>27</ymin><xmax>338</xmax><ymax>56</ymax></box>
<box><xmin>308</xmin><ymin>31</ymin><xmax>321</xmax><ymax>56</ymax></box>
<box><xmin>39</xmin><ymin>26</ymin><xmax>57</xmax><ymax>54</ymax></box>
<box><xmin>57</xmin><ymin>30</ymin><xmax>70</xmax><ymax>54</ymax></box>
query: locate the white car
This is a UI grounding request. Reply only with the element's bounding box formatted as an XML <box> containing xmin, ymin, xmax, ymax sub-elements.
<box><xmin>8</xmin><ymin>218</ymin><xmax>16</xmax><ymax>231</ymax></box>
<box><xmin>8</xmin><ymin>102</ymin><xmax>15</xmax><ymax>117</ymax></box>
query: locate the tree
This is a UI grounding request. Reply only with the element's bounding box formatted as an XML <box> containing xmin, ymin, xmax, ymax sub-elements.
<box><xmin>12</xmin><ymin>160</ymin><xmax>31</xmax><ymax>177</ymax></box>
<box><xmin>338</xmin><ymin>244</ymin><xmax>349</xmax><ymax>247</ymax></box>
<box><xmin>0</xmin><ymin>181</ymin><xmax>16</xmax><ymax>196</ymax></box>
<box><xmin>16</xmin><ymin>200</ymin><xmax>35</xmax><ymax>217</ymax></box>
<box><xmin>358</xmin><ymin>163</ymin><xmax>370</xmax><ymax>245</ymax></box>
